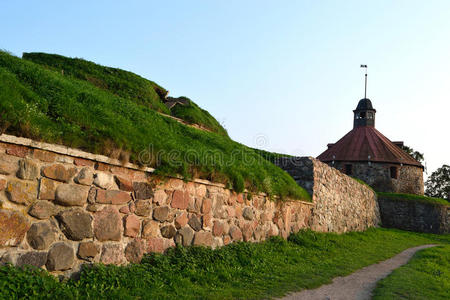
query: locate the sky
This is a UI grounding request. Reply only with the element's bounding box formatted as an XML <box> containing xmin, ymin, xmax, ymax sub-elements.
<box><xmin>1</xmin><ymin>0</ymin><xmax>449</xmax><ymax>176</ymax></box>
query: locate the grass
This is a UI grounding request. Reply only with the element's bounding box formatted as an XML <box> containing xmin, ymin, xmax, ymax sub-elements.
<box><xmin>378</xmin><ymin>192</ymin><xmax>450</xmax><ymax>206</ymax></box>
<box><xmin>0</xmin><ymin>228</ymin><xmax>449</xmax><ymax>299</ymax></box>
<box><xmin>22</xmin><ymin>52</ymin><xmax>228</xmax><ymax>136</ymax></box>
<box><xmin>0</xmin><ymin>50</ymin><xmax>308</xmax><ymax>200</ymax></box>
<box><xmin>170</xmin><ymin>96</ymin><xmax>228</xmax><ymax>136</ymax></box>
<box><xmin>373</xmin><ymin>245</ymin><xmax>450</xmax><ymax>300</ymax></box>
<box><xmin>22</xmin><ymin>52</ymin><xmax>170</xmax><ymax>114</ymax></box>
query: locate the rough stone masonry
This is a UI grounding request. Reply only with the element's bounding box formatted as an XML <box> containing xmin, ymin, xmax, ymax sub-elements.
<box><xmin>0</xmin><ymin>135</ymin><xmax>379</xmax><ymax>277</ymax></box>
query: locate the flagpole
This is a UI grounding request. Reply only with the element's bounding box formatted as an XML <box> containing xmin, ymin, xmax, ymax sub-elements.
<box><xmin>365</xmin><ymin>69</ymin><xmax>367</xmax><ymax>98</ymax></box>
<box><xmin>360</xmin><ymin>64</ymin><xmax>368</xmax><ymax>99</ymax></box>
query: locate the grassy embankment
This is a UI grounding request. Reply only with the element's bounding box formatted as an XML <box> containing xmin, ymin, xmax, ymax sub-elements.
<box><xmin>0</xmin><ymin>228</ymin><xmax>449</xmax><ymax>299</ymax></box>
<box><xmin>373</xmin><ymin>245</ymin><xmax>449</xmax><ymax>300</ymax></box>
<box><xmin>0</xmin><ymin>51</ymin><xmax>308</xmax><ymax>200</ymax></box>
<box><xmin>378</xmin><ymin>192</ymin><xmax>449</xmax><ymax>206</ymax></box>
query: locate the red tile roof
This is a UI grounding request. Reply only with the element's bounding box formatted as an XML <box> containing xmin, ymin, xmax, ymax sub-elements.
<box><xmin>317</xmin><ymin>126</ymin><xmax>423</xmax><ymax>167</ymax></box>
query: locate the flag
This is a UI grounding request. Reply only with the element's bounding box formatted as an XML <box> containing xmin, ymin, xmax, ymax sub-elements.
<box><xmin>360</xmin><ymin>64</ymin><xmax>367</xmax><ymax>68</ymax></box>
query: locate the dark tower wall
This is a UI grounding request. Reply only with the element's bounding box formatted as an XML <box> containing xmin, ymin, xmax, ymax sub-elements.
<box><xmin>328</xmin><ymin>161</ymin><xmax>424</xmax><ymax>195</ymax></box>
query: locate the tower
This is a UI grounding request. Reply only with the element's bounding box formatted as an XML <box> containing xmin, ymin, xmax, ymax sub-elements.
<box><xmin>353</xmin><ymin>98</ymin><xmax>376</xmax><ymax>128</ymax></box>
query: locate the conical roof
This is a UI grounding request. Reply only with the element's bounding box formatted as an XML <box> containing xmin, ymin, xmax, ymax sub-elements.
<box><xmin>317</xmin><ymin>126</ymin><xmax>423</xmax><ymax>167</ymax></box>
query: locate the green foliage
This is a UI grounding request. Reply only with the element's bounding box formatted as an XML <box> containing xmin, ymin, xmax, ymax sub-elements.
<box><xmin>373</xmin><ymin>245</ymin><xmax>450</xmax><ymax>300</ymax></box>
<box><xmin>425</xmin><ymin>164</ymin><xmax>450</xmax><ymax>200</ymax></box>
<box><xmin>0</xmin><ymin>50</ymin><xmax>307</xmax><ymax>200</ymax></box>
<box><xmin>378</xmin><ymin>192</ymin><xmax>449</xmax><ymax>206</ymax></box>
<box><xmin>170</xmin><ymin>97</ymin><xmax>228</xmax><ymax>136</ymax></box>
<box><xmin>0</xmin><ymin>265</ymin><xmax>75</xmax><ymax>299</ymax></box>
<box><xmin>0</xmin><ymin>229</ymin><xmax>448</xmax><ymax>299</ymax></box>
<box><xmin>401</xmin><ymin>145</ymin><xmax>425</xmax><ymax>164</ymax></box>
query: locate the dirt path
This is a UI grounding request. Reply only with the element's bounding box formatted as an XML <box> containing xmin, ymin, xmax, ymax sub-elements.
<box><xmin>281</xmin><ymin>244</ymin><xmax>437</xmax><ymax>300</ymax></box>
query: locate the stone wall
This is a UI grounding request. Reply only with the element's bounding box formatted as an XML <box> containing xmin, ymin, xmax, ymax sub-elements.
<box><xmin>378</xmin><ymin>196</ymin><xmax>450</xmax><ymax>234</ymax></box>
<box><xmin>277</xmin><ymin>157</ymin><xmax>380</xmax><ymax>232</ymax></box>
<box><xmin>0</xmin><ymin>136</ymin><xmax>313</xmax><ymax>277</ymax></box>
<box><xmin>330</xmin><ymin>162</ymin><xmax>424</xmax><ymax>195</ymax></box>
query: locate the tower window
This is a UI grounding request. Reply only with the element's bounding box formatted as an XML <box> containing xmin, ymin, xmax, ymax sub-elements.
<box><xmin>359</xmin><ymin>112</ymin><xmax>366</xmax><ymax>119</ymax></box>
<box><xmin>368</xmin><ymin>112</ymin><xmax>373</xmax><ymax>119</ymax></box>
<box><xmin>345</xmin><ymin>164</ymin><xmax>353</xmax><ymax>175</ymax></box>
<box><xmin>390</xmin><ymin>166</ymin><xmax>398</xmax><ymax>179</ymax></box>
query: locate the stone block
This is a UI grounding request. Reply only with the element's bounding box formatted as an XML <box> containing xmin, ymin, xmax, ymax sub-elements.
<box><xmin>41</xmin><ymin>164</ymin><xmax>77</xmax><ymax>182</ymax></box>
<box><xmin>133</xmin><ymin>182</ymin><xmax>153</xmax><ymax>200</ymax></box>
<box><xmin>175</xmin><ymin>226</ymin><xmax>194</xmax><ymax>247</ymax></box>
<box><xmin>6</xmin><ymin>144</ymin><xmax>29</xmax><ymax>158</ymax></box>
<box><xmin>243</xmin><ymin>207</ymin><xmax>254</xmax><ymax>220</ymax></box>
<box><xmin>193</xmin><ymin>231</ymin><xmax>213</xmax><ymax>247</ymax></box>
<box><xmin>171</xmin><ymin>190</ymin><xmax>189</xmax><ymax>209</ymax></box>
<box><xmin>46</xmin><ymin>242</ymin><xmax>75</xmax><ymax>271</ymax></box>
<box><xmin>201</xmin><ymin>198</ymin><xmax>212</xmax><ymax>214</ymax></box>
<box><xmin>17</xmin><ymin>159</ymin><xmax>39</xmax><ymax>180</ymax></box>
<box><xmin>58</xmin><ymin>208</ymin><xmax>93</xmax><ymax>241</ymax></box>
<box><xmin>125</xmin><ymin>239</ymin><xmax>146</xmax><ymax>264</ymax></box>
<box><xmin>153</xmin><ymin>206</ymin><xmax>169</xmax><ymax>222</ymax></box>
<box><xmin>134</xmin><ymin>200</ymin><xmax>152</xmax><ymax>217</ymax></box>
<box><xmin>0</xmin><ymin>153</ymin><xmax>19</xmax><ymax>175</ymax></box>
<box><xmin>146</xmin><ymin>237</ymin><xmax>165</xmax><ymax>253</ymax></box>
<box><xmin>96</xmin><ymin>189</ymin><xmax>131</xmax><ymax>205</ymax></box>
<box><xmin>77</xmin><ymin>242</ymin><xmax>100</xmax><ymax>261</ymax></box>
<box><xmin>213</xmin><ymin>220</ymin><xmax>225</xmax><ymax>237</ymax></box>
<box><xmin>175</xmin><ymin>212</ymin><xmax>188</xmax><ymax>229</ymax></box>
<box><xmin>115</xmin><ymin>176</ymin><xmax>133</xmax><ymax>192</ymax></box>
<box><xmin>6</xmin><ymin>179</ymin><xmax>37</xmax><ymax>205</ymax></box>
<box><xmin>119</xmin><ymin>205</ymin><xmax>130</xmax><ymax>214</ymax></box>
<box><xmin>55</xmin><ymin>184</ymin><xmax>89</xmax><ymax>206</ymax></box>
<box><xmin>74</xmin><ymin>168</ymin><xmax>94</xmax><ymax>185</ymax></box>
<box><xmin>196</xmin><ymin>184</ymin><xmax>207</xmax><ymax>198</ymax></box>
<box><xmin>38</xmin><ymin>178</ymin><xmax>60</xmax><ymax>200</ymax></box>
<box><xmin>94</xmin><ymin>172</ymin><xmax>116</xmax><ymax>189</ymax></box>
<box><xmin>33</xmin><ymin>149</ymin><xmax>57</xmax><ymax>162</ymax></box>
<box><xmin>124</xmin><ymin>214</ymin><xmax>141</xmax><ymax>238</ymax></box>
<box><xmin>229</xmin><ymin>226</ymin><xmax>243</xmax><ymax>241</ymax></box>
<box><xmin>100</xmin><ymin>243</ymin><xmax>125</xmax><ymax>265</ymax></box>
<box><xmin>26</xmin><ymin>221</ymin><xmax>56</xmax><ymax>250</ymax></box>
<box><xmin>142</xmin><ymin>220</ymin><xmax>160</xmax><ymax>239</ymax></box>
<box><xmin>153</xmin><ymin>190</ymin><xmax>167</xmax><ymax>205</ymax></box>
<box><xmin>29</xmin><ymin>200</ymin><xmax>58</xmax><ymax>220</ymax></box>
<box><xmin>94</xmin><ymin>207</ymin><xmax>122</xmax><ymax>241</ymax></box>
<box><xmin>16</xmin><ymin>251</ymin><xmax>48</xmax><ymax>268</ymax></box>
<box><xmin>160</xmin><ymin>225</ymin><xmax>176</xmax><ymax>238</ymax></box>
<box><xmin>0</xmin><ymin>209</ymin><xmax>30</xmax><ymax>246</ymax></box>
<box><xmin>74</xmin><ymin>158</ymin><xmax>95</xmax><ymax>167</ymax></box>
<box><xmin>188</xmin><ymin>215</ymin><xmax>202</xmax><ymax>231</ymax></box>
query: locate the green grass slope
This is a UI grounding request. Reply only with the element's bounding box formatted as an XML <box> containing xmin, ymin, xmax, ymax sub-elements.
<box><xmin>378</xmin><ymin>192</ymin><xmax>449</xmax><ymax>206</ymax></box>
<box><xmin>0</xmin><ymin>229</ymin><xmax>448</xmax><ymax>299</ymax></box>
<box><xmin>22</xmin><ymin>52</ymin><xmax>228</xmax><ymax>135</ymax></box>
<box><xmin>0</xmin><ymin>50</ymin><xmax>308</xmax><ymax>200</ymax></box>
<box><xmin>373</xmin><ymin>245</ymin><xmax>450</xmax><ymax>300</ymax></box>
<box><xmin>170</xmin><ymin>96</ymin><xmax>228</xmax><ymax>136</ymax></box>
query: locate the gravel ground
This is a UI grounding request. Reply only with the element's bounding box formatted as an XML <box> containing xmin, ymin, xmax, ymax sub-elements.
<box><xmin>281</xmin><ymin>244</ymin><xmax>437</xmax><ymax>300</ymax></box>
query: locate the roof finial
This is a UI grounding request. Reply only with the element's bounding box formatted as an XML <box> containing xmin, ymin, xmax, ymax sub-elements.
<box><xmin>361</xmin><ymin>64</ymin><xmax>367</xmax><ymax>98</ymax></box>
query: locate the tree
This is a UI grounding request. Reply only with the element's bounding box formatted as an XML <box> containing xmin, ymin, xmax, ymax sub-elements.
<box><xmin>401</xmin><ymin>145</ymin><xmax>424</xmax><ymax>164</ymax></box>
<box><xmin>425</xmin><ymin>165</ymin><xmax>450</xmax><ymax>200</ymax></box>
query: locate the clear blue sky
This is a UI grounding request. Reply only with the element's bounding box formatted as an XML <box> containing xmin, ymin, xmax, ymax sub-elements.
<box><xmin>1</xmin><ymin>0</ymin><xmax>449</xmax><ymax>175</ymax></box>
